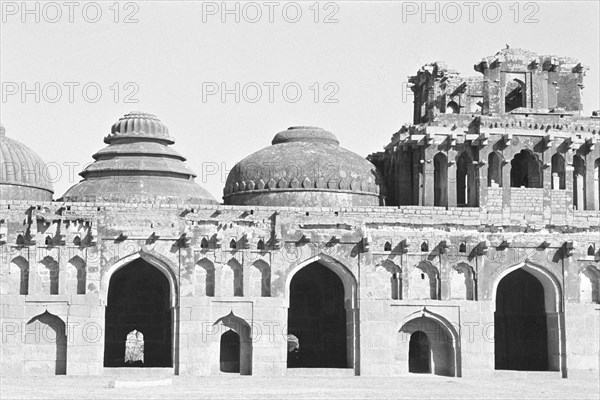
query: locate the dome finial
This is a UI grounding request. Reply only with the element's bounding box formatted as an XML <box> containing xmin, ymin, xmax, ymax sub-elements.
<box><xmin>106</xmin><ymin>111</ymin><xmax>174</xmax><ymax>144</ymax></box>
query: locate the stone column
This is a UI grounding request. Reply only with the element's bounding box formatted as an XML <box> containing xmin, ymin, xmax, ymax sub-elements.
<box><xmin>448</xmin><ymin>149</ymin><xmax>458</xmax><ymax>208</ymax></box>
<box><xmin>423</xmin><ymin>147</ymin><xmax>435</xmax><ymax>206</ymax></box>
<box><xmin>585</xmin><ymin>151</ymin><xmax>596</xmax><ymax>211</ymax></box>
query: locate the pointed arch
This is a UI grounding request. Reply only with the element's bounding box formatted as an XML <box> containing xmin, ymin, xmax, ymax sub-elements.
<box><xmin>511</xmin><ymin>149</ymin><xmax>542</xmax><ymax>188</ymax></box>
<box><xmin>10</xmin><ymin>255</ymin><xmax>29</xmax><ymax>295</ymax></box>
<box><xmin>200</xmin><ymin>237</ymin><xmax>209</xmax><ymax>249</ymax></box>
<box><xmin>24</xmin><ymin>312</ymin><xmax>67</xmax><ymax>375</ymax></box>
<box><xmin>213</xmin><ymin>312</ymin><xmax>252</xmax><ymax>375</ymax></box>
<box><xmin>67</xmin><ymin>255</ymin><xmax>86</xmax><ymax>295</ymax></box>
<box><xmin>396</xmin><ymin>309</ymin><xmax>460</xmax><ymax>377</ymax></box>
<box><xmin>251</xmin><ymin>260</ymin><xmax>271</xmax><ymax>297</ymax></box>
<box><xmin>196</xmin><ymin>257</ymin><xmax>215</xmax><ymax>297</ymax></box>
<box><xmin>100</xmin><ymin>251</ymin><xmax>178</xmax><ymax>307</ymax></box>
<box><xmin>375</xmin><ymin>259</ymin><xmax>402</xmax><ymax>300</ymax></box>
<box><xmin>492</xmin><ymin>261</ymin><xmax>563</xmax><ymax>372</ymax></box>
<box><xmin>104</xmin><ymin>256</ymin><xmax>173</xmax><ymax>368</ymax></box>
<box><xmin>40</xmin><ymin>256</ymin><xmax>59</xmax><ymax>295</ymax></box>
<box><xmin>285</xmin><ymin>253</ymin><xmax>357</xmax><ymax>309</ymax></box>
<box><xmin>286</xmin><ymin>253</ymin><xmax>358</xmax><ymax>372</ymax></box>
<box><xmin>410</xmin><ymin>261</ymin><xmax>439</xmax><ymax>300</ymax></box>
<box><xmin>450</xmin><ymin>263</ymin><xmax>475</xmax><ymax>300</ymax></box>
<box><xmin>491</xmin><ymin>261</ymin><xmax>561</xmax><ymax>313</ymax></box>
<box><xmin>226</xmin><ymin>258</ymin><xmax>243</xmax><ymax>297</ymax></box>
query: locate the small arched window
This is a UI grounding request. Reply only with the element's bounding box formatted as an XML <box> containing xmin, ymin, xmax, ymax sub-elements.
<box><xmin>588</xmin><ymin>245</ymin><xmax>596</xmax><ymax>256</ymax></box>
<box><xmin>551</xmin><ymin>153</ymin><xmax>566</xmax><ymax>190</ymax></box>
<box><xmin>384</xmin><ymin>241</ymin><xmax>392</xmax><ymax>252</ymax></box>
<box><xmin>446</xmin><ymin>101</ymin><xmax>460</xmax><ymax>114</ymax></box>
<box><xmin>488</xmin><ymin>152</ymin><xmax>502</xmax><ymax>187</ymax></box>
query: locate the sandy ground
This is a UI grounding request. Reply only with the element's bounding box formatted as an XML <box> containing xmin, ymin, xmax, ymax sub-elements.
<box><xmin>1</xmin><ymin>374</ymin><xmax>598</xmax><ymax>400</ymax></box>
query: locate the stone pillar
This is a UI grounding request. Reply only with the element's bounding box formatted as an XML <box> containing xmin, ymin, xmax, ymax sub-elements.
<box><xmin>29</xmin><ymin>250</ymin><xmax>38</xmax><ymax>295</ymax></box>
<box><xmin>423</xmin><ymin>147</ymin><xmax>435</xmax><ymax>207</ymax></box>
<box><xmin>479</xmin><ymin>150</ymin><xmax>489</xmax><ymax>210</ymax></box>
<box><xmin>242</xmin><ymin>261</ymin><xmax>252</xmax><ymax>298</ymax></box>
<box><xmin>585</xmin><ymin>152</ymin><xmax>596</xmax><ymax>211</ymax></box>
<box><xmin>448</xmin><ymin>149</ymin><xmax>458</xmax><ymax>208</ymax></box>
<box><xmin>565</xmin><ymin>150</ymin><xmax>575</xmax><ymax>214</ymax></box>
<box><xmin>439</xmin><ymin>255</ymin><xmax>450</xmax><ymax>300</ymax></box>
<box><xmin>58</xmin><ymin>249</ymin><xmax>67</xmax><ymax>295</ymax></box>
<box><xmin>214</xmin><ymin>263</ymin><xmax>224</xmax><ymax>297</ymax></box>
<box><xmin>501</xmin><ymin>157</ymin><xmax>512</xmax><ymax>224</ymax></box>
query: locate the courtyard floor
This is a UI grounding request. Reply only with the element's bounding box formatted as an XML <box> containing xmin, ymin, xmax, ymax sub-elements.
<box><xmin>1</xmin><ymin>373</ymin><xmax>598</xmax><ymax>400</ymax></box>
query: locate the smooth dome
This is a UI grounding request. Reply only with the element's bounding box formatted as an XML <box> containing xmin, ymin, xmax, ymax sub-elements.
<box><xmin>61</xmin><ymin>112</ymin><xmax>217</xmax><ymax>205</ymax></box>
<box><xmin>224</xmin><ymin>126</ymin><xmax>381</xmax><ymax>207</ymax></box>
<box><xmin>0</xmin><ymin>123</ymin><xmax>54</xmax><ymax>201</ymax></box>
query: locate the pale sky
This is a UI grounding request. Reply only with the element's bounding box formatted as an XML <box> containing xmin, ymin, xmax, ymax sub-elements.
<box><xmin>1</xmin><ymin>1</ymin><xmax>599</xmax><ymax>201</ymax></box>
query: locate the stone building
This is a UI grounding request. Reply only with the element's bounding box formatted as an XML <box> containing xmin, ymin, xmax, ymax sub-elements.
<box><xmin>0</xmin><ymin>48</ymin><xmax>598</xmax><ymax>379</ymax></box>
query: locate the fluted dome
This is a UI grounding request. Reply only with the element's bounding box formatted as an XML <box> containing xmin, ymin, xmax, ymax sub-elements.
<box><xmin>0</xmin><ymin>123</ymin><xmax>54</xmax><ymax>201</ymax></box>
<box><xmin>224</xmin><ymin>126</ymin><xmax>381</xmax><ymax>207</ymax></box>
<box><xmin>61</xmin><ymin>112</ymin><xmax>217</xmax><ymax>204</ymax></box>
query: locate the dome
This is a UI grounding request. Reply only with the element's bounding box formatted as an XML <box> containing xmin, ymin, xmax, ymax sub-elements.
<box><xmin>224</xmin><ymin>126</ymin><xmax>381</xmax><ymax>207</ymax></box>
<box><xmin>0</xmin><ymin>123</ymin><xmax>54</xmax><ymax>201</ymax></box>
<box><xmin>61</xmin><ymin>112</ymin><xmax>217</xmax><ymax>205</ymax></box>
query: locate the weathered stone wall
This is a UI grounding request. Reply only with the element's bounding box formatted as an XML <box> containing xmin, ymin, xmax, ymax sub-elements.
<box><xmin>1</xmin><ymin>198</ymin><xmax>598</xmax><ymax>377</ymax></box>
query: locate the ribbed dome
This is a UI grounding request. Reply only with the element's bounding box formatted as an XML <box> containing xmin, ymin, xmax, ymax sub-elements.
<box><xmin>224</xmin><ymin>126</ymin><xmax>381</xmax><ymax>207</ymax></box>
<box><xmin>61</xmin><ymin>112</ymin><xmax>217</xmax><ymax>204</ymax></box>
<box><xmin>0</xmin><ymin>123</ymin><xmax>54</xmax><ymax>201</ymax></box>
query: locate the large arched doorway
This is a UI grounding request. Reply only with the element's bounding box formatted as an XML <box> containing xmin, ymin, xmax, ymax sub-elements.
<box><xmin>495</xmin><ymin>268</ymin><xmax>552</xmax><ymax>370</ymax></box>
<box><xmin>287</xmin><ymin>262</ymin><xmax>348</xmax><ymax>368</ymax></box>
<box><xmin>104</xmin><ymin>258</ymin><xmax>172</xmax><ymax>367</ymax></box>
